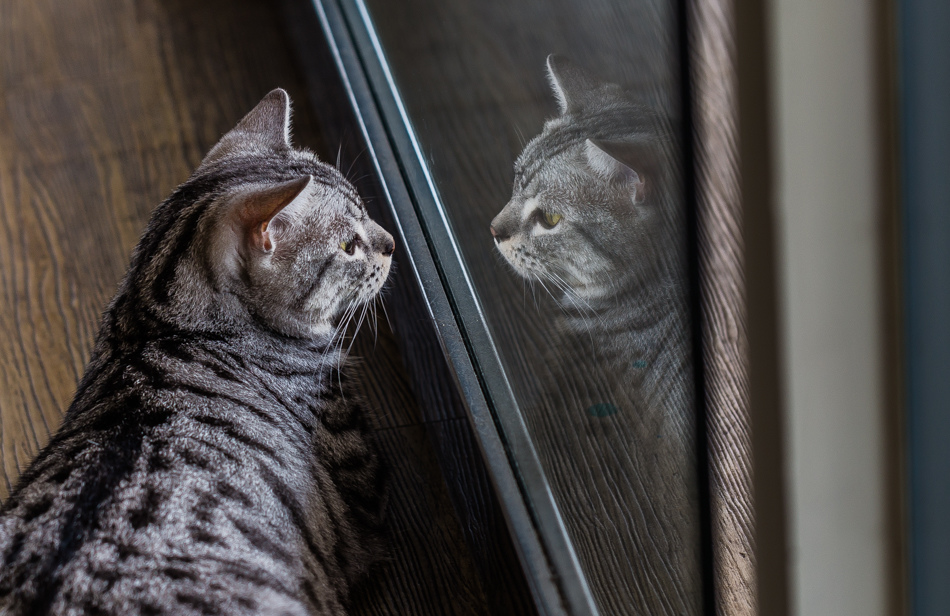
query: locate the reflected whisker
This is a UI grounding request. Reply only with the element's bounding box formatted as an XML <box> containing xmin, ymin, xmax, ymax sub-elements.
<box><xmin>548</xmin><ymin>271</ymin><xmax>599</xmax><ymax>320</ymax></box>
<box><xmin>539</xmin><ymin>271</ymin><xmax>600</xmax><ymax>352</ymax></box>
<box><xmin>378</xmin><ymin>295</ymin><xmax>393</xmax><ymax>333</ymax></box>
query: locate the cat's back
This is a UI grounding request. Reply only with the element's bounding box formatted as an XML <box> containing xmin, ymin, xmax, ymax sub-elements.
<box><xmin>0</xmin><ymin>333</ymin><xmax>362</xmax><ymax>616</ymax></box>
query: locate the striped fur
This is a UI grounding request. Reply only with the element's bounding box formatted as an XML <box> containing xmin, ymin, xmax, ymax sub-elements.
<box><xmin>0</xmin><ymin>90</ymin><xmax>391</xmax><ymax>615</ymax></box>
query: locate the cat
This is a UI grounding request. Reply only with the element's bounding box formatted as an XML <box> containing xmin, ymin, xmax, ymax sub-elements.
<box><xmin>490</xmin><ymin>56</ymin><xmax>701</xmax><ymax>613</ymax></box>
<box><xmin>490</xmin><ymin>54</ymin><xmax>691</xmax><ymax>428</ymax></box>
<box><xmin>0</xmin><ymin>89</ymin><xmax>392</xmax><ymax>616</ymax></box>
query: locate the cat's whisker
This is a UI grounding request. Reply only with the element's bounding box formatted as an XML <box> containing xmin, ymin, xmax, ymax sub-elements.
<box><xmin>322</xmin><ymin>323</ymin><xmax>345</xmax><ymax>380</ymax></box>
<box><xmin>536</xmin><ymin>275</ymin><xmax>581</xmax><ymax>324</ymax></box>
<box><xmin>371</xmin><ymin>297</ymin><xmax>383</xmax><ymax>348</ymax></box>
<box><xmin>555</xmin><ymin>279</ymin><xmax>596</xmax><ymax>323</ymax></box>
<box><xmin>529</xmin><ymin>277</ymin><xmax>542</xmax><ymax>312</ymax></box>
<box><xmin>343</xmin><ymin>300</ymin><xmax>360</xmax><ymax>342</ymax></box>
<box><xmin>345</xmin><ymin>303</ymin><xmax>370</xmax><ymax>361</ymax></box>
<box><xmin>554</xmin><ymin>284</ymin><xmax>597</xmax><ymax>349</ymax></box>
<box><xmin>536</xmin><ymin>278</ymin><xmax>572</xmax><ymax>327</ymax></box>
<box><xmin>535</xmin><ymin>276</ymin><xmax>556</xmax><ymax>304</ymax></box>
<box><xmin>344</xmin><ymin>148</ymin><xmax>368</xmax><ymax>183</ymax></box>
<box><xmin>540</xmin><ymin>271</ymin><xmax>604</xmax><ymax>353</ymax></box>
<box><xmin>378</xmin><ymin>295</ymin><xmax>393</xmax><ymax>334</ymax></box>
<box><xmin>334</xmin><ymin>300</ymin><xmax>357</xmax><ymax>343</ymax></box>
<box><xmin>347</xmin><ymin>173</ymin><xmax>375</xmax><ymax>186</ymax></box>
<box><xmin>333</xmin><ymin>300</ymin><xmax>361</xmax><ymax>392</ymax></box>
<box><xmin>562</xmin><ymin>282</ymin><xmax>595</xmax><ymax>316</ymax></box>
<box><xmin>540</xmin><ymin>271</ymin><xmax>579</xmax><ymax>310</ymax></box>
<box><xmin>343</xmin><ymin>302</ymin><xmax>361</xmax><ymax>342</ymax></box>
<box><xmin>548</xmin><ymin>271</ymin><xmax>598</xmax><ymax>319</ymax></box>
<box><xmin>325</xmin><ymin>299</ymin><xmax>358</xmax><ymax>380</ymax></box>
<box><xmin>513</xmin><ymin>123</ymin><xmax>527</xmax><ymax>148</ymax></box>
<box><xmin>369</xmin><ymin>300</ymin><xmax>378</xmax><ymax>348</ymax></box>
<box><xmin>353</xmin><ymin>303</ymin><xmax>368</xmax><ymax>341</ymax></box>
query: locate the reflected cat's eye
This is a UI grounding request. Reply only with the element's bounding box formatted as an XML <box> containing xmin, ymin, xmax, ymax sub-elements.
<box><xmin>540</xmin><ymin>211</ymin><xmax>562</xmax><ymax>228</ymax></box>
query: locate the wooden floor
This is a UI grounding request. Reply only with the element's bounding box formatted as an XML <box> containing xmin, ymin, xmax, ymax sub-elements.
<box><xmin>0</xmin><ymin>0</ymin><xmax>503</xmax><ymax>613</ymax></box>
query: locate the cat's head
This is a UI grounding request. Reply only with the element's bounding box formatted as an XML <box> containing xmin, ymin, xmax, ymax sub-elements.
<box><xmin>490</xmin><ymin>56</ymin><xmax>674</xmax><ymax>305</ymax></box>
<box><xmin>120</xmin><ymin>89</ymin><xmax>393</xmax><ymax>340</ymax></box>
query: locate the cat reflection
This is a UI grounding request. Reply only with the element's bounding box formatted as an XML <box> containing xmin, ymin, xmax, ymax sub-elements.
<box><xmin>491</xmin><ymin>55</ymin><xmax>691</xmax><ymax>420</ymax></box>
<box><xmin>490</xmin><ymin>56</ymin><xmax>700</xmax><ymax>613</ymax></box>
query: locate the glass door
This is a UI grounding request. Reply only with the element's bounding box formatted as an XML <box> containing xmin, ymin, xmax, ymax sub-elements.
<box><xmin>315</xmin><ymin>0</ymin><xmax>706</xmax><ymax>613</ymax></box>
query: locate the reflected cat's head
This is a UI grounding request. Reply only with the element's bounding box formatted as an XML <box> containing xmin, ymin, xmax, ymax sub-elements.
<box><xmin>491</xmin><ymin>56</ymin><xmax>676</xmax><ymax>305</ymax></box>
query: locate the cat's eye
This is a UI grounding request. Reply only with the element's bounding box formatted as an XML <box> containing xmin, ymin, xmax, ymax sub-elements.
<box><xmin>540</xmin><ymin>211</ymin><xmax>562</xmax><ymax>229</ymax></box>
<box><xmin>340</xmin><ymin>238</ymin><xmax>356</xmax><ymax>254</ymax></box>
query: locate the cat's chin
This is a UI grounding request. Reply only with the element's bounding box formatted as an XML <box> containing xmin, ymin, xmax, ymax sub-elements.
<box><xmin>568</xmin><ymin>282</ymin><xmax>610</xmax><ymax>303</ymax></box>
<box><xmin>308</xmin><ymin>322</ymin><xmax>338</xmax><ymax>340</ymax></box>
<box><xmin>494</xmin><ymin>246</ymin><xmax>534</xmax><ymax>280</ymax></box>
<box><xmin>495</xmin><ymin>247</ymin><xmax>609</xmax><ymax>307</ymax></box>
<box><xmin>317</xmin><ymin>291</ymin><xmax>386</xmax><ymax>337</ymax></box>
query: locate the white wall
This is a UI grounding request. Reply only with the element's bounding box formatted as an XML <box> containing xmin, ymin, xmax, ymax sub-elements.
<box><xmin>767</xmin><ymin>0</ymin><xmax>888</xmax><ymax>613</ymax></box>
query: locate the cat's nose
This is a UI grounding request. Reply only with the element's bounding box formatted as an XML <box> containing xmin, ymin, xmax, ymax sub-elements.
<box><xmin>490</xmin><ymin>224</ymin><xmax>510</xmax><ymax>242</ymax></box>
<box><xmin>381</xmin><ymin>236</ymin><xmax>395</xmax><ymax>257</ymax></box>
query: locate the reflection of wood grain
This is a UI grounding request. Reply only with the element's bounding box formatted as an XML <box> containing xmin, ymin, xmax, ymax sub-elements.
<box><xmin>364</xmin><ymin>0</ymin><xmax>704</xmax><ymax>613</ymax></box>
<box><xmin>0</xmin><ymin>1</ymin><xmax>495</xmax><ymax>613</ymax></box>
<box><xmin>688</xmin><ymin>0</ymin><xmax>756</xmax><ymax>611</ymax></box>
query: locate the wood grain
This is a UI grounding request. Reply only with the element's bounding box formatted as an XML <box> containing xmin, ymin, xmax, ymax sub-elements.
<box><xmin>687</xmin><ymin>0</ymin><xmax>756</xmax><ymax>612</ymax></box>
<box><xmin>0</xmin><ymin>0</ymin><xmax>498</xmax><ymax>613</ymax></box>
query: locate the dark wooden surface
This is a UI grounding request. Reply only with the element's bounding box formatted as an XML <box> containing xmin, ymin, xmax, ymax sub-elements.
<box><xmin>0</xmin><ymin>0</ymin><xmax>504</xmax><ymax>613</ymax></box>
<box><xmin>688</xmin><ymin>0</ymin><xmax>756</xmax><ymax>612</ymax></box>
<box><xmin>359</xmin><ymin>1</ymin><xmax>705</xmax><ymax>614</ymax></box>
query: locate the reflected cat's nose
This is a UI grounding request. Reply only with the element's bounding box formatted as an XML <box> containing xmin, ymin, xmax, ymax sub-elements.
<box><xmin>490</xmin><ymin>221</ymin><xmax>510</xmax><ymax>242</ymax></box>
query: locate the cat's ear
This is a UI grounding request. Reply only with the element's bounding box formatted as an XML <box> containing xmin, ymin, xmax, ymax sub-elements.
<box><xmin>201</xmin><ymin>89</ymin><xmax>293</xmax><ymax>167</ymax></box>
<box><xmin>234</xmin><ymin>175</ymin><xmax>312</xmax><ymax>253</ymax></box>
<box><xmin>546</xmin><ymin>55</ymin><xmax>603</xmax><ymax>115</ymax></box>
<box><xmin>585</xmin><ymin>139</ymin><xmax>656</xmax><ymax>203</ymax></box>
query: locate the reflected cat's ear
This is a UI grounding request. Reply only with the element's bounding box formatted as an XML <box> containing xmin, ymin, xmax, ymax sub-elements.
<box><xmin>201</xmin><ymin>89</ymin><xmax>294</xmax><ymax>167</ymax></box>
<box><xmin>233</xmin><ymin>175</ymin><xmax>312</xmax><ymax>254</ymax></box>
<box><xmin>546</xmin><ymin>55</ymin><xmax>603</xmax><ymax>115</ymax></box>
<box><xmin>585</xmin><ymin>139</ymin><xmax>655</xmax><ymax>203</ymax></box>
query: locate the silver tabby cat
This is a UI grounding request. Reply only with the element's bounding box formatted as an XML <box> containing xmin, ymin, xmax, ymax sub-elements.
<box><xmin>0</xmin><ymin>90</ymin><xmax>392</xmax><ymax>616</ymax></box>
<box><xmin>491</xmin><ymin>54</ymin><xmax>691</xmax><ymax>431</ymax></box>
<box><xmin>491</xmin><ymin>56</ymin><xmax>700</xmax><ymax>613</ymax></box>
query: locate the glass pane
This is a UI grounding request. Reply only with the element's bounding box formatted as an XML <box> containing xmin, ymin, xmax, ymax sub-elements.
<box><xmin>350</xmin><ymin>0</ymin><xmax>701</xmax><ymax>612</ymax></box>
